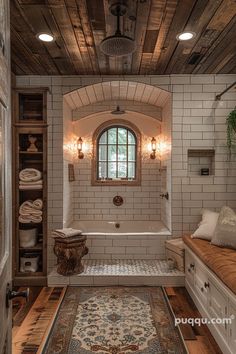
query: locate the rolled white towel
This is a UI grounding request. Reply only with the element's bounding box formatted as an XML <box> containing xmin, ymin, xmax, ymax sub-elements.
<box><xmin>33</xmin><ymin>199</ymin><xmax>43</xmax><ymax>210</ymax></box>
<box><xmin>19</xmin><ymin>168</ymin><xmax>42</xmax><ymax>182</ymax></box>
<box><xmin>52</xmin><ymin>228</ymin><xmax>82</xmax><ymax>238</ymax></box>
<box><xmin>19</xmin><ymin>200</ymin><xmax>34</xmax><ymax>214</ymax></box>
<box><xmin>19</xmin><ymin>199</ymin><xmax>43</xmax><ymax>215</ymax></box>
<box><xmin>20</xmin><ymin>209</ymin><xmax>42</xmax><ymax>217</ymax></box>
<box><xmin>19</xmin><ymin>214</ymin><xmax>42</xmax><ymax>224</ymax></box>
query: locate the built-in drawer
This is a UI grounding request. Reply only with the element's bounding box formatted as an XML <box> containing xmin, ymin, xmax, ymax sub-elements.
<box><xmin>194</xmin><ymin>263</ymin><xmax>209</xmax><ymax>307</ymax></box>
<box><xmin>228</xmin><ymin>301</ymin><xmax>236</xmax><ymax>353</ymax></box>
<box><xmin>208</xmin><ymin>279</ymin><xmax>228</xmax><ymax>339</ymax></box>
<box><xmin>185</xmin><ymin>250</ymin><xmax>195</xmax><ymax>286</ymax></box>
<box><xmin>185</xmin><ymin>245</ymin><xmax>236</xmax><ymax>354</ymax></box>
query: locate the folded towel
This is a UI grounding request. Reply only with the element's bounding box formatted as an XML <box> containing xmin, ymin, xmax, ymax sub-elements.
<box><xmin>20</xmin><ymin>180</ymin><xmax>43</xmax><ymax>185</ymax></box>
<box><xmin>19</xmin><ymin>168</ymin><xmax>42</xmax><ymax>182</ymax></box>
<box><xmin>19</xmin><ymin>199</ymin><xmax>43</xmax><ymax>211</ymax></box>
<box><xmin>52</xmin><ymin>228</ymin><xmax>82</xmax><ymax>238</ymax></box>
<box><xmin>19</xmin><ymin>199</ymin><xmax>43</xmax><ymax>212</ymax></box>
<box><xmin>19</xmin><ymin>185</ymin><xmax>42</xmax><ymax>190</ymax></box>
<box><xmin>20</xmin><ymin>209</ymin><xmax>42</xmax><ymax>217</ymax></box>
<box><xmin>19</xmin><ymin>199</ymin><xmax>43</xmax><ymax>224</ymax></box>
<box><xmin>19</xmin><ymin>214</ymin><xmax>42</xmax><ymax>224</ymax></box>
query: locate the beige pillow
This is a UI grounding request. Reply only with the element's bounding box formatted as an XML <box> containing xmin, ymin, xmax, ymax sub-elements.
<box><xmin>211</xmin><ymin>206</ymin><xmax>236</xmax><ymax>249</ymax></box>
<box><xmin>191</xmin><ymin>209</ymin><xmax>219</xmax><ymax>241</ymax></box>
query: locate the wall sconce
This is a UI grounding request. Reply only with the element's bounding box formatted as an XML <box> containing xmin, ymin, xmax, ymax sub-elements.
<box><xmin>150</xmin><ymin>137</ymin><xmax>156</xmax><ymax>159</ymax></box>
<box><xmin>77</xmin><ymin>137</ymin><xmax>84</xmax><ymax>159</ymax></box>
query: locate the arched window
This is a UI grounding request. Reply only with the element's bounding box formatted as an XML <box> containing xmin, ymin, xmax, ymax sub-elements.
<box><xmin>92</xmin><ymin>120</ymin><xmax>141</xmax><ymax>185</ymax></box>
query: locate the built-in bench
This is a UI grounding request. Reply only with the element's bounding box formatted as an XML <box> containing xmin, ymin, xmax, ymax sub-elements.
<box><xmin>183</xmin><ymin>235</ymin><xmax>236</xmax><ymax>354</ymax></box>
<box><xmin>183</xmin><ymin>235</ymin><xmax>236</xmax><ymax>295</ymax></box>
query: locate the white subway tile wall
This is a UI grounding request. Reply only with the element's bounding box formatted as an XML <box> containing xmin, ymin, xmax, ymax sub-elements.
<box><xmin>161</xmin><ymin>96</ymin><xmax>172</xmax><ymax>230</ymax></box>
<box><xmin>63</xmin><ymin>101</ymin><xmax>74</xmax><ymax>227</ymax></box>
<box><xmin>71</xmin><ymin>110</ymin><xmax>163</xmax><ymax>229</ymax></box>
<box><xmin>15</xmin><ymin>74</ymin><xmax>236</xmax><ymax>271</ymax></box>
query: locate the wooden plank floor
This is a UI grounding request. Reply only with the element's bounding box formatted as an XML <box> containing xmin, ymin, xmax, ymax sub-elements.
<box><xmin>165</xmin><ymin>287</ymin><xmax>223</xmax><ymax>354</ymax></box>
<box><xmin>12</xmin><ymin>287</ymin><xmax>65</xmax><ymax>354</ymax></box>
<box><xmin>12</xmin><ymin>286</ymin><xmax>222</xmax><ymax>354</ymax></box>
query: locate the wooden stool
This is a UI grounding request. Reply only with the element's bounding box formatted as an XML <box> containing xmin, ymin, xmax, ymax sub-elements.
<box><xmin>53</xmin><ymin>235</ymin><xmax>88</xmax><ymax>276</ymax></box>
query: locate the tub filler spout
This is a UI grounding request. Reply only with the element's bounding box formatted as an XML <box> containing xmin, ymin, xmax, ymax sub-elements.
<box><xmin>115</xmin><ymin>222</ymin><xmax>120</xmax><ymax>229</ymax></box>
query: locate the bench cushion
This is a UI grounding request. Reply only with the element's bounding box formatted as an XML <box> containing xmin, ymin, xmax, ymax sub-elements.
<box><xmin>183</xmin><ymin>234</ymin><xmax>236</xmax><ymax>295</ymax></box>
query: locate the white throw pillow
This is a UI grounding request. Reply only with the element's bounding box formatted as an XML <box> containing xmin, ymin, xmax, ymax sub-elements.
<box><xmin>211</xmin><ymin>206</ymin><xmax>236</xmax><ymax>249</ymax></box>
<box><xmin>191</xmin><ymin>209</ymin><xmax>219</xmax><ymax>241</ymax></box>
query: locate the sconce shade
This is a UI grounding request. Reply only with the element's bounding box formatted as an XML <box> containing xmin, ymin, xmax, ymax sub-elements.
<box><xmin>151</xmin><ymin>137</ymin><xmax>156</xmax><ymax>151</ymax></box>
<box><xmin>77</xmin><ymin>137</ymin><xmax>84</xmax><ymax>159</ymax></box>
<box><xmin>150</xmin><ymin>137</ymin><xmax>156</xmax><ymax>159</ymax></box>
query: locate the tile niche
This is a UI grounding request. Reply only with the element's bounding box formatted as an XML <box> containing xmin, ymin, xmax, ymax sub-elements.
<box><xmin>187</xmin><ymin>149</ymin><xmax>215</xmax><ymax>176</ymax></box>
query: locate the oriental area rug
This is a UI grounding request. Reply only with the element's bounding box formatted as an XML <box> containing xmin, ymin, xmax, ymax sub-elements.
<box><xmin>43</xmin><ymin>287</ymin><xmax>187</xmax><ymax>354</ymax></box>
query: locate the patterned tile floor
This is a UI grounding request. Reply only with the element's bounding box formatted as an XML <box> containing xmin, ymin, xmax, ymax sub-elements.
<box><xmin>48</xmin><ymin>260</ymin><xmax>185</xmax><ymax>286</ymax></box>
<box><xmin>81</xmin><ymin>259</ymin><xmax>184</xmax><ymax>276</ymax></box>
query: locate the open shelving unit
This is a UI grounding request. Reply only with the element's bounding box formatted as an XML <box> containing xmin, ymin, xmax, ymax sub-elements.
<box><xmin>12</xmin><ymin>88</ymin><xmax>48</xmax><ymax>286</ymax></box>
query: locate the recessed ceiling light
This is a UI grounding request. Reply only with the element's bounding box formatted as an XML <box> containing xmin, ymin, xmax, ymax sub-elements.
<box><xmin>176</xmin><ymin>31</ymin><xmax>196</xmax><ymax>41</ymax></box>
<box><xmin>37</xmin><ymin>33</ymin><xmax>54</xmax><ymax>42</ymax></box>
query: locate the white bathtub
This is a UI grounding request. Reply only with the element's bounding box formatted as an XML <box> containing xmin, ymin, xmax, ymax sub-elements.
<box><xmin>70</xmin><ymin>220</ymin><xmax>171</xmax><ymax>236</ymax></box>
<box><xmin>69</xmin><ymin>220</ymin><xmax>171</xmax><ymax>260</ymax></box>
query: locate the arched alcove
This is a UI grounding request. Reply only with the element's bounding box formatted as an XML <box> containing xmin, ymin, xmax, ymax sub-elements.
<box><xmin>63</xmin><ymin>80</ymin><xmax>172</xmax><ymax>233</ymax></box>
<box><xmin>64</xmin><ymin>80</ymin><xmax>171</xmax><ymax>110</ymax></box>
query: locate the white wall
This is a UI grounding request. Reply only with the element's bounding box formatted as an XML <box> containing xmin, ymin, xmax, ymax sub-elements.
<box><xmin>15</xmin><ymin>74</ymin><xmax>236</xmax><ymax>271</ymax></box>
<box><xmin>171</xmin><ymin>75</ymin><xmax>236</xmax><ymax>236</ymax></box>
<box><xmin>161</xmin><ymin>96</ymin><xmax>172</xmax><ymax>230</ymax></box>
<box><xmin>63</xmin><ymin>100</ymin><xmax>74</xmax><ymax>226</ymax></box>
<box><xmin>72</xmin><ymin>111</ymin><xmax>162</xmax><ymax>222</ymax></box>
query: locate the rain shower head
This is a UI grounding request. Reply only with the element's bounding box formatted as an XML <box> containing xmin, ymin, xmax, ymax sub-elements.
<box><xmin>111</xmin><ymin>106</ymin><xmax>126</xmax><ymax>115</ymax></box>
<box><xmin>100</xmin><ymin>2</ymin><xmax>136</xmax><ymax>57</ymax></box>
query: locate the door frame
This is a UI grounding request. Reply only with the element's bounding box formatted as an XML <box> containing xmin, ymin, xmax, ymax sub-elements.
<box><xmin>0</xmin><ymin>0</ymin><xmax>12</xmax><ymax>352</ymax></box>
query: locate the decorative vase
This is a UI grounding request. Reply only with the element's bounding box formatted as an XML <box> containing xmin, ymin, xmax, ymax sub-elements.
<box><xmin>27</xmin><ymin>135</ymin><xmax>38</xmax><ymax>152</ymax></box>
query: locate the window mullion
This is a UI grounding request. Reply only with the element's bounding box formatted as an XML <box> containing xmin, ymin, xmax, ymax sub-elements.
<box><xmin>96</xmin><ymin>125</ymin><xmax>137</xmax><ymax>183</ymax></box>
<box><xmin>135</xmin><ymin>135</ymin><xmax>137</xmax><ymax>179</ymax></box>
<box><xmin>106</xmin><ymin>131</ymin><xmax>108</xmax><ymax>179</ymax></box>
<box><xmin>126</xmin><ymin>129</ymin><xmax>128</xmax><ymax>179</ymax></box>
<box><xmin>97</xmin><ymin>139</ymin><xmax>99</xmax><ymax>178</ymax></box>
<box><xmin>116</xmin><ymin>127</ymin><xmax>118</xmax><ymax>178</ymax></box>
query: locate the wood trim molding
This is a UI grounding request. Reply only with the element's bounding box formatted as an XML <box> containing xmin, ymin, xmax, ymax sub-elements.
<box><xmin>91</xmin><ymin>119</ymin><xmax>142</xmax><ymax>186</ymax></box>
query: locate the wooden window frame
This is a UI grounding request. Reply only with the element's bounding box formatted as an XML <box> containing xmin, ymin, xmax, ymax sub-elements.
<box><xmin>92</xmin><ymin>119</ymin><xmax>141</xmax><ymax>186</ymax></box>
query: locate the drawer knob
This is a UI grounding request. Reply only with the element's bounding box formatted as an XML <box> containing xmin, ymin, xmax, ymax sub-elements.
<box><xmin>204</xmin><ymin>282</ymin><xmax>210</xmax><ymax>288</ymax></box>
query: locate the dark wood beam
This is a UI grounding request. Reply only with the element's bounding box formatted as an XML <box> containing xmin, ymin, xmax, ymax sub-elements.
<box><xmin>194</xmin><ymin>15</ymin><xmax>236</xmax><ymax>74</ymax></box>
<box><xmin>165</xmin><ymin>0</ymin><xmax>223</xmax><ymax>74</ymax></box>
<box><xmin>76</xmin><ymin>0</ymin><xmax>104</xmax><ymax>74</ymax></box>
<box><xmin>131</xmin><ymin>0</ymin><xmax>152</xmax><ymax>74</ymax></box>
<box><xmin>11</xmin><ymin>0</ymin><xmax>61</xmax><ymax>74</ymax></box>
<box><xmin>155</xmin><ymin>0</ymin><xmax>198</xmax><ymax>74</ymax></box>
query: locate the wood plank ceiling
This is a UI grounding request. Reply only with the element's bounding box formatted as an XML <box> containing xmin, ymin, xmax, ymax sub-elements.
<box><xmin>10</xmin><ymin>0</ymin><xmax>236</xmax><ymax>75</ymax></box>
